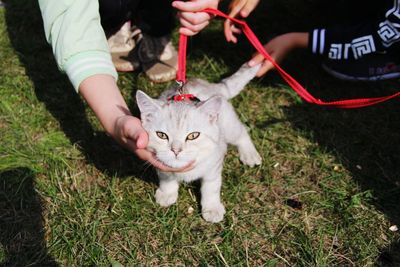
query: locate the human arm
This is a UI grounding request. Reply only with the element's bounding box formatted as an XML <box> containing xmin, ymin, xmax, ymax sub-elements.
<box><xmin>172</xmin><ymin>0</ymin><xmax>220</xmax><ymax>36</ymax></box>
<box><xmin>38</xmin><ymin>0</ymin><xmax>191</xmax><ymax>172</ymax></box>
<box><xmin>38</xmin><ymin>0</ymin><xmax>117</xmax><ymax>90</ymax></box>
<box><xmin>248</xmin><ymin>32</ymin><xmax>309</xmax><ymax>77</ymax></box>
<box><xmin>247</xmin><ymin>9</ymin><xmax>399</xmax><ymax>78</ymax></box>
<box><xmin>305</xmin><ymin>1</ymin><xmax>400</xmax><ymax>62</ymax></box>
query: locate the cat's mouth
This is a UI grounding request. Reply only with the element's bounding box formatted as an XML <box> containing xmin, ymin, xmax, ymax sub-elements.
<box><xmin>147</xmin><ymin>147</ymin><xmax>195</xmax><ymax>170</ymax></box>
<box><xmin>154</xmin><ymin>154</ymin><xmax>194</xmax><ymax>169</ymax></box>
<box><xmin>160</xmin><ymin>159</ymin><xmax>192</xmax><ymax>169</ymax></box>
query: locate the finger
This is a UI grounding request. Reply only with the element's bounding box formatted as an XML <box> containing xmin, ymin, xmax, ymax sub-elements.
<box><xmin>179</xmin><ymin>27</ymin><xmax>198</xmax><ymax>36</ymax></box>
<box><xmin>231</xmin><ymin>25</ymin><xmax>242</xmax><ymax>34</ymax></box>
<box><xmin>256</xmin><ymin>60</ymin><xmax>274</xmax><ymax>77</ymax></box>
<box><xmin>225</xmin><ymin>0</ymin><xmax>246</xmax><ymax>42</ymax></box>
<box><xmin>178</xmin><ymin>161</ymin><xmax>196</xmax><ymax>172</ymax></box>
<box><xmin>123</xmin><ymin>118</ymin><xmax>148</xmax><ymax>149</ymax></box>
<box><xmin>224</xmin><ymin>20</ymin><xmax>236</xmax><ymax>42</ymax></box>
<box><xmin>228</xmin><ymin>0</ymin><xmax>246</xmax><ymax>18</ymax></box>
<box><xmin>159</xmin><ymin>161</ymin><xmax>195</xmax><ymax>173</ymax></box>
<box><xmin>179</xmin><ymin>16</ymin><xmax>210</xmax><ymax>34</ymax></box>
<box><xmin>172</xmin><ymin>0</ymin><xmax>215</xmax><ymax>12</ymax></box>
<box><xmin>148</xmin><ymin>156</ymin><xmax>174</xmax><ymax>172</ymax></box>
<box><xmin>134</xmin><ymin>148</ymin><xmax>166</xmax><ymax>169</ymax></box>
<box><xmin>134</xmin><ymin>130</ymin><xmax>148</xmax><ymax>149</ymax></box>
<box><xmin>124</xmin><ymin>138</ymin><xmax>142</xmax><ymax>154</ymax></box>
<box><xmin>248</xmin><ymin>52</ymin><xmax>266</xmax><ymax>67</ymax></box>
<box><xmin>224</xmin><ymin>21</ymin><xmax>242</xmax><ymax>43</ymax></box>
<box><xmin>179</xmin><ymin>22</ymin><xmax>210</xmax><ymax>36</ymax></box>
<box><xmin>241</xmin><ymin>0</ymin><xmax>259</xmax><ymax>17</ymax></box>
<box><xmin>179</xmin><ymin>11</ymin><xmax>212</xmax><ymax>26</ymax></box>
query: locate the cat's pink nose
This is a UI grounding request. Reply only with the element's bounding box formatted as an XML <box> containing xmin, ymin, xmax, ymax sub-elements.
<box><xmin>171</xmin><ymin>147</ymin><xmax>182</xmax><ymax>156</ymax></box>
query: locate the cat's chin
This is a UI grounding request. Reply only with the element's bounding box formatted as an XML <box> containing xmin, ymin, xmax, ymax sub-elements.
<box><xmin>161</xmin><ymin>159</ymin><xmax>192</xmax><ymax>169</ymax></box>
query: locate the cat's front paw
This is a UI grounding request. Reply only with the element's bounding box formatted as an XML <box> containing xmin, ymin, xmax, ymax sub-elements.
<box><xmin>202</xmin><ymin>202</ymin><xmax>226</xmax><ymax>223</ymax></box>
<box><xmin>155</xmin><ymin>188</ymin><xmax>178</xmax><ymax>207</ymax></box>
<box><xmin>239</xmin><ymin>147</ymin><xmax>262</xmax><ymax>167</ymax></box>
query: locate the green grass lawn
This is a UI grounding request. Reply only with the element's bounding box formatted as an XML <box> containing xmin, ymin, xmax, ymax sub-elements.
<box><xmin>1</xmin><ymin>0</ymin><xmax>400</xmax><ymax>266</ymax></box>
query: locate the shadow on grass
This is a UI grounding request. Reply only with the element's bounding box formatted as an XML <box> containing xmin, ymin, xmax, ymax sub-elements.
<box><xmin>282</xmin><ymin>87</ymin><xmax>400</xmax><ymax>265</ymax></box>
<box><xmin>0</xmin><ymin>168</ymin><xmax>58</xmax><ymax>267</ymax></box>
<box><xmin>3</xmin><ymin>0</ymin><xmax>157</xmax><ymax>184</ymax></box>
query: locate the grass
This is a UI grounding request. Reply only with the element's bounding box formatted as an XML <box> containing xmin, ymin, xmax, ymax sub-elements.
<box><xmin>1</xmin><ymin>0</ymin><xmax>400</xmax><ymax>266</ymax></box>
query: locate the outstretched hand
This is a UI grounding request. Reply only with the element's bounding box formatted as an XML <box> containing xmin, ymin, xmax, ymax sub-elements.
<box><xmin>248</xmin><ymin>32</ymin><xmax>309</xmax><ymax>77</ymax></box>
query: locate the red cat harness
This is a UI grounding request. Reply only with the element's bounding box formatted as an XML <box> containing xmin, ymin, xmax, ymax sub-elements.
<box><xmin>176</xmin><ymin>8</ymin><xmax>400</xmax><ymax>108</ymax></box>
<box><xmin>169</xmin><ymin>73</ymin><xmax>200</xmax><ymax>103</ymax></box>
<box><xmin>167</xmin><ymin>93</ymin><xmax>200</xmax><ymax>103</ymax></box>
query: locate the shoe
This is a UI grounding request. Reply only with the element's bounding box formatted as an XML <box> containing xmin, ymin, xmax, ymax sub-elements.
<box><xmin>137</xmin><ymin>34</ymin><xmax>178</xmax><ymax>83</ymax></box>
<box><xmin>107</xmin><ymin>21</ymin><xmax>143</xmax><ymax>72</ymax></box>
<box><xmin>322</xmin><ymin>52</ymin><xmax>400</xmax><ymax>81</ymax></box>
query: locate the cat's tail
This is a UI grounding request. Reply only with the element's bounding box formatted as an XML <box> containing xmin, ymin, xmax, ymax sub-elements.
<box><xmin>216</xmin><ymin>63</ymin><xmax>261</xmax><ymax>100</ymax></box>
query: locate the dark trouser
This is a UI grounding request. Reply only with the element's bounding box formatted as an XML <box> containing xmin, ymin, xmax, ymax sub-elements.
<box><xmin>99</xmin><ymin>0</ymin><xmax>175</xmax><ymax>37</ymax></box>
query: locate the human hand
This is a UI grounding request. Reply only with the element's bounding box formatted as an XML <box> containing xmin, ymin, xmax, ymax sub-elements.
<box><xmin>248</xmin><ymin>32</ymin><xmax>309</xmax><ymax>77</ymax></box>
<box><xmin>172</xmin><ymin>0</ymin><xmax>220</xmax><ymax>36</ymax></box>
<box><xmin>113</xmin><ymin>115</ymin><xmax>194</xmax><ymax>172</ymax></box>
<box><xmin>224</xmin><ymin>0</ymin><xmax>259</xmax><ymax>43</ymax></box>
<box><xmin>79</xmin><ymin>75</ymin><xmax>193</xmax><ymax>172</ymax></box>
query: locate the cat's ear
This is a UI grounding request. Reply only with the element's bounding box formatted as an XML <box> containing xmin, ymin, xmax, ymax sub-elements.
<box><xmin>197</xmin><ymin>96</ymin><xmax>222</xmax><ymax>123</ymax></box>
<box><xmin>136</xmin><ymin>90</ymin><xmax>161</xmax><ymax>122</ymax></box>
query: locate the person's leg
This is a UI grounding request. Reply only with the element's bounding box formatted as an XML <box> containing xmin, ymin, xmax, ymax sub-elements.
<box><xmin>99</xmin><ymin>0</ymin><xmax>142</xmax><ymax>72</ymax></box>
<box><xmin>135</xmin><ymin>0</ymin><xmax>175</xmax><ymax>37</ymax></box>
<box><xmin>98</xmin><ymin>0</ymin><xmax>178</xmax><ymax>82</ymax></box>
<box><xmin>134</xmin><ymin>0</ymin><xmax>178</xmax><ymax>83</ymax></box>
<box><xmin>99</xmin><ymin>0</ymin><xmax>137</xmax><ymax>33</ymax></box>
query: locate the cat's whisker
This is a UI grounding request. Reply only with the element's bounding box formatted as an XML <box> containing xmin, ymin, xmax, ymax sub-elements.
<box><xmin>141</xmin><ymin>161</ymin><xmax>154</xmax><ymax>173</ymax></box>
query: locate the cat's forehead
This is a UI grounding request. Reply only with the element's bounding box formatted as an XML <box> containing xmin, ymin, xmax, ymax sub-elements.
<box><xmin>164</xmin><ymin>102</ymin><xmax>198</xmax><ymax>119</ymax></box>
<box><xmin>156</xmin><ymin>102</ymin><xmax>205</xmax><ymax>128</ymax></box>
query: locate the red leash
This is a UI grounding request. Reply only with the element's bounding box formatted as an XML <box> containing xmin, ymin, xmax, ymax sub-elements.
<box><xmin>176</xmin><ymin>8</ymin><xmax>400</xmax><ymax>108</ymax></box>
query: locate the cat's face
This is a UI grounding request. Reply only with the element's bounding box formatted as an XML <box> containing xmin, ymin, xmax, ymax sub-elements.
<box><xmin>136</xmin><ymin>91</ymin><xmax>222</xmax><ymax>169</ymax></box>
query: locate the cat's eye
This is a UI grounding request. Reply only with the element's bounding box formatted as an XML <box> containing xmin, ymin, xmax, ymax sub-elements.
<box><xmin>156</xmin><ymin>131</ymin><xmax>169</xmax><ymax>140</ymax></box>
<box><xmin>186</xmin><ymin>132</ymin><xmax>200</xmax><ymax>141</ymax></box>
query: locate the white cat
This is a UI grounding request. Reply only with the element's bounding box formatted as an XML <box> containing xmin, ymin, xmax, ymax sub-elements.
<box><xmin>136</xmin><ymin>63</ymin><xmax>262</xmax><ymax>223</ymax></box>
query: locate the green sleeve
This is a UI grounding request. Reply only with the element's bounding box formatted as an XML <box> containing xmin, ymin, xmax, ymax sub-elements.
<box><xmin>38</xmin><ymin>0</ymin><xmax>118</xmax><ymax>92</ymax></box>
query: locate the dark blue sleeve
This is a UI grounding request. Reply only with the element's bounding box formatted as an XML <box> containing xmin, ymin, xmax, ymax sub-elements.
<box><xmin>308</xmin><ymin>0</ymin><xmax>400</xmax><ymax>60</ymax></box>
